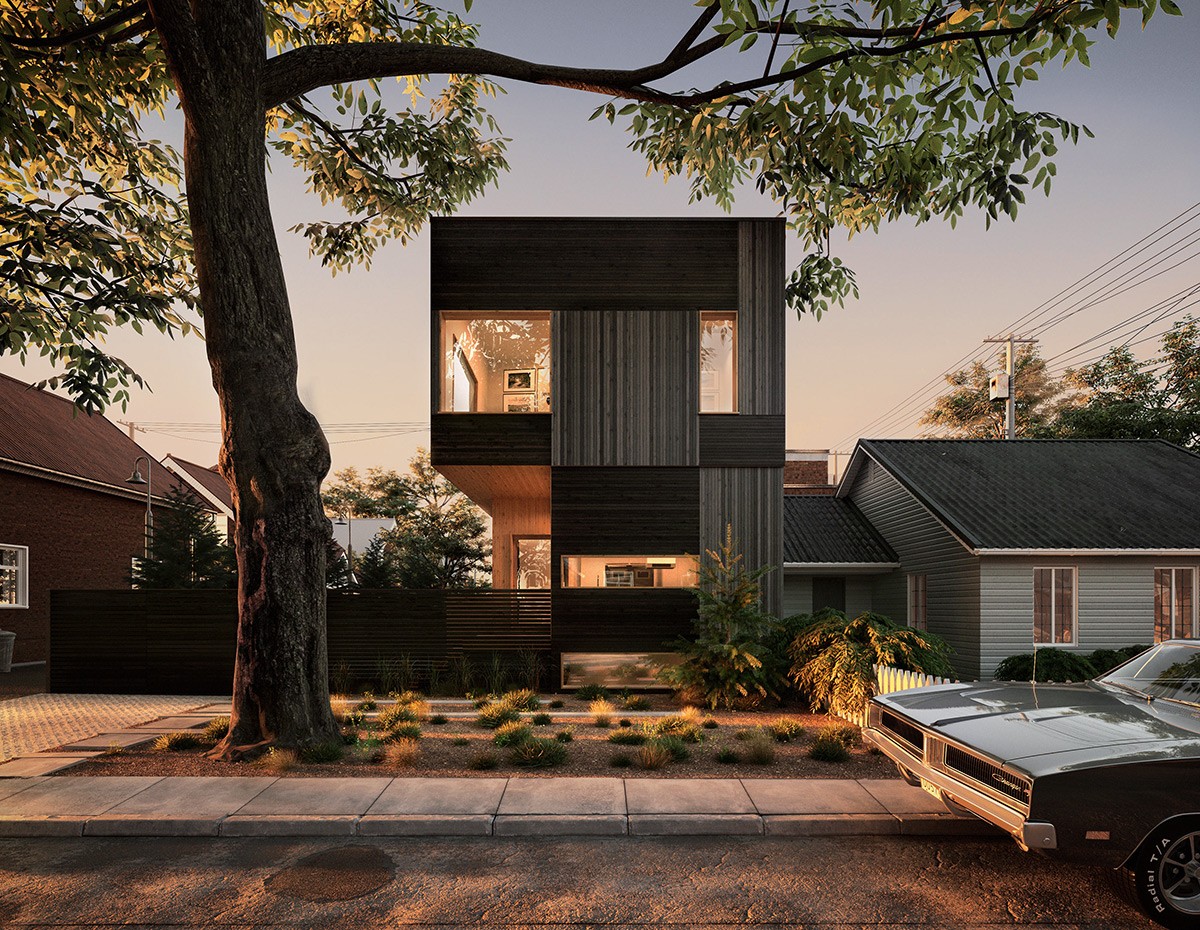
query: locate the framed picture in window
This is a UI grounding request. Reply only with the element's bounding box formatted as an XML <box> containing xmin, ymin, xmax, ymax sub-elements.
<box><xmin>503</xmin><ymin>392</ymin><xmax>537</xmax><ymax>412</ymax></box>
<box><xmin>504</xmin><ymin>368</ymin><xmax>536</xmax><ymax>392</ymax></box>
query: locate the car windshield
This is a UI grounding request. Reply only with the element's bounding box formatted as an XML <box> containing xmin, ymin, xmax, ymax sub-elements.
<box><xmin>1098</xmin><ymin>642</ymin><xmax>1200</xmax><ymax>707</ymax></box>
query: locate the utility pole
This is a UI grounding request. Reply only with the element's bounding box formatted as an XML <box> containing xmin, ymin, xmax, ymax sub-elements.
<box><xmin>116</xmin><ymin>420</ymin><xmax>145</xmax><ymax>442</ymax></box>
<box><xmin>984</xmin><ymin>334</ymin><xmax>1038</xmax><ymax>439</ymax></box>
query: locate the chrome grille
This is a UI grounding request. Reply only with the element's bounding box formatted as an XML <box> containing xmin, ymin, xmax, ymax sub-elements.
<box><xmin>880</xmin><ymin>710</ymin><xmax>924</xmax><ymax>755</ymax></box>
<box><xmin>943</xmin><ymin>744</ymin><xmax>1031</xmax><ymax>806</ymax></box>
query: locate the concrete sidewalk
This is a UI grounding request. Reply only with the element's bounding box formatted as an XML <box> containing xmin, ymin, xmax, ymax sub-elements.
<box><xmin>0</xmin><ymin>775</ymin><xmax>1003</xmax><ymax>839</ymax></box>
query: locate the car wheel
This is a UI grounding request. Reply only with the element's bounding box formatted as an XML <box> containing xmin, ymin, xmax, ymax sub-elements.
<box><xmin>1117</xmin><ymin>820</ymin><xmax>1200</xmax><ymax>929</ymax></box>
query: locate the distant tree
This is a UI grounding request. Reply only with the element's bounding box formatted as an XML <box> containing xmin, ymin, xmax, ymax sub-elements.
<box><xmin>384</xmin><ymin>450</ymin><xmax>490</xmax><ymax>589</ymax></box>
<box><xmin>325</xmin><ymin>538</ymin><xmax>352</xmax><ymax>589</ymax></box>
<box><xmin>322</xmin><ymin>466</ymin><xmax>412</xmax><ymax>520</ymax></box>
<box><xmin>130</xmin><ymin>486</ymin><xmax>236</xmax><ymax>589</ymax></box>
<box><xmin>353</xmin><ymin>537</ymin><xmax>400</xmax><ymax>588</ymax></box>
<box><xmin>920</xmin><ymin>346</ymin><xmax>1077</xmax><ymax>438</ymax></box>
<box><xmin>1052</xmin><ymin>318</ymin><xmax>1200</xmax><ymax>447</ymax></box>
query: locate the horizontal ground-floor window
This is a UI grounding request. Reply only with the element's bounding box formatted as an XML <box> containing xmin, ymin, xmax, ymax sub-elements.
<box><xmin>0</xmin><ymin>544</ymin><xmax>29</xmax><ymax>608</ymax></box>
<box><xmin>560</xmin><ymin>555</ymin><xmax>698</xmax><ymax>589</ymax></box>
<box><xmin>1033</xmin><ymin>567</ymin><xmax>1075</xmax><ymax>644</ymax></box>
<box><xmin>1156</xmin><ymin>568</ymin><xmax>1196</xmax><ymax>642</ymax></box>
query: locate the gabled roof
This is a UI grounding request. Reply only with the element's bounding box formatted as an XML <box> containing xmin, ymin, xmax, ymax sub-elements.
<box><xmin>783</xmin><ymin>496</ymin><xmax>898</xmax><ymax>565</ymax></box>
<box><xmin>839</xmin><ymin>439</ymin><xmax>1200</xmax><ymax>552</ymax></box>
<box><xmin>164</xmin><ymin>455</ymin><xmax>234</xmax><ymax>512</ymax></box>
<box><xmin>0</xmin><ymin>373</ymin><xmax>192</xmax><ymax>504</ymax></box>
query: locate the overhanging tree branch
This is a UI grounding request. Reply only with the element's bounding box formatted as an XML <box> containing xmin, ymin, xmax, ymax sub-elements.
<box><xmin>0</xmin><ymin>0</ymin><xmax>149</xmax><ymax>48</ymax></box>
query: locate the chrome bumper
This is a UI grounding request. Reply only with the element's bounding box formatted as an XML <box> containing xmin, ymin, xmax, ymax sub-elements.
<box><xmin>863</xmin><ymin>725</ymin><xmax>1057</xmax><ymax>852</ymax></box>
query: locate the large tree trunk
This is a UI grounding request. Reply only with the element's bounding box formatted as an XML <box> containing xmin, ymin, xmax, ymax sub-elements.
<box><xmin>151</xmin><ymin>1</ymin><xmax>339</xmax><ymax>757</ymax></box>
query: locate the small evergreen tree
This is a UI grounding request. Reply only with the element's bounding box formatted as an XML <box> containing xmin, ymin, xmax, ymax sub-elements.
<box><xmin>130</xmin><ymin>486</ymin><xmax>236</xmax><ymax>589</ymax></box>
<box><xmin>659</xmin><ymin>527</ymin><xmax>779</xmax><ymax>709</ymax></box>
<box><xmin>354</xmin><ymin>537</ymin><xmax>400</xmax><ymax>588</ymax></box>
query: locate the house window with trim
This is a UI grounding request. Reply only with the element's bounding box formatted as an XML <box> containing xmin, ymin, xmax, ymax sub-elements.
<box><xmin>0</xmin><ymin>544</ymin><xmax>29</xmax><ymax>608</ymax></box>
<box><xmin>907</xmin><ymin>574</ymin><xmax>927</xmax><ymax>631</ymax></box>
<box><xmin>1155</xmin><ymin>568</ymin><xmax>1196</xmax><ymax>642</ymax></box>
<box><xmin>1034</xmin><ymin>567</ymin><xmax>1075</xmax><ymax>644</ymax></box>
<box><xmin>700</xmin><ymin>313</ymin><xmax>737</xmax><ymax>412</ymax></box>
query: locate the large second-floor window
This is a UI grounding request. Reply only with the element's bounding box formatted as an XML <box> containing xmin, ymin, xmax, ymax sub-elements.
<box><xmin>700</xmin><ymin>312</ymin><xmax>737</xmax><ymax>412</ymax></box>
<box><xmin>1034</xmin><ymin>567</ymin><xmax>1075</xmax><ymax>644</ymax></box>
<box><xmin>1156</xmin><ymin>568</ymin><xmax>1196</xmax><ymax>642</ymax></box>
<box><xmin>0</xmin><ymin>544</ymin><xmax>29</xmax><ymax>608</ymax></box>
<box><xmin>439</xmin><ymin>312</ymin><xmax>551</xmax><ymax>413</ymax></box>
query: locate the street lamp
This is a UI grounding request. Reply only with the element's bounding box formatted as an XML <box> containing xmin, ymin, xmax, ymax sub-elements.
<box><xmin>126</xmin><ymin>455</ymin><xmax>154</xmax><ymax>557</ymax></box>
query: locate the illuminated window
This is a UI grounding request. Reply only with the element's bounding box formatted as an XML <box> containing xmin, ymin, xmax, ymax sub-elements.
<box><xmin>1033</xmin><ymin>567</ymin><xmax>1075</xmax><ymax>644</ymax></box>
<box><xmin>439</xmin><ymin>312</ymin><xmax>551</xmax><ymax>413</ymax></box>
<box><xmin>560</xmin><ymin>555</ymin><xmax>699</xmax><ymax>589</ymax></box>
<box><xmin>0</xmin><ymin>544</ymin><xmax>29</xmax><ymax>608</ymax></box>
<box><xmin>1156</xmin><ymin>568</ymin><xmax>1196</xmax><ymax>642</ymax></box>
<box><xmin>516</xmin><ymin>536</ymin><xmax>551</xmax><ymax>590</ymax></box>
<box><xmin>907</xmin><ymin>574</ymin><xmax>927</xmax><ymax>631</ymax></box>
<box><xmin>700</xmin><ymin>312</ymin><xmax>737</xmax><ymax>412</ymax></box>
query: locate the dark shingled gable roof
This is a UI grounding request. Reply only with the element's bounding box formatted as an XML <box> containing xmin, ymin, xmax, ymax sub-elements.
<box><xmin>783</xmin><ymin>496</ymin><xmax>897</xmax><ymax>564</ymax></box>
<box><xmin>167</xmin><ymin>455</ymin><xmax>234</xmax><ymax>510</ymax></box>
<box><xmin>850</xmin><ymin>439</ymin><xmax>1200</xmax><ymax>550</ymax></box>
<box><xmin>0</xmin><ymin>373</ymin><xmax>194</xmax><ymax>503</ymax></box>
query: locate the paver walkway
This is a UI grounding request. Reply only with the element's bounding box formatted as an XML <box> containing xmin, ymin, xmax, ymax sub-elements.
<box><xmin>0</xmin><ymin>694</ymin><xmax>224</xmax><ymax>762</ymax></box>
<box><xmin>0</xmin><ymin>775</ymin><xmax>1004</xmax><ymax>839</ymax></box>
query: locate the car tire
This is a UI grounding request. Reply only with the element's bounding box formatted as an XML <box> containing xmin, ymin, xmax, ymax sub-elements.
<box><xmin>1116</xmin><ymin>819</ymin><xmax>1200</xmax><ymax>929</ymax></box>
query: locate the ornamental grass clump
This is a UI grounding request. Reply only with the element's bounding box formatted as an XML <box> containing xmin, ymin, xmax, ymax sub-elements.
<box><xmin>607</xmin><ymin>727</ymin><xmax>647</xmax><ymax>746</ymax></box>
<box><xmin>153</xmin><ymin>731</ymin><xmax>203</xmax><ymax>752</ymax></box>
<box><xmin>377</xmin><ymin>704</ymin><xmax>419</xmax><ymax>730</ymax></box>
<box><xmin>575</xmin><ymin>684</ymin><xmax>609</xmax><ymax>701</ymax></box>
<box><xmin>590</xmin><ymin>699</ymin><xmax>615</xmax><ymax>728</ymax></box>
<box><xmin>300</xmin><ymin>741</ymin><xmax>345</xmax><ymax>764</ymax></box>
<box><xmin>610</xmin><ymin>752</ymin><xmax>633</xmax><ymax>768</ymax></box>
<box><xmin>511</xmin><ymin>736</ymin><xmax>568</xmax><ymax>768</ymax></box>
<box><xmin>549</xmin><ymin>698</ymin><xmax>565</xmax><ymax>709</ymax></box>
<box><xmin>770</xmin><ymin>718</ymin><xmax>805</xmax><ymax>743</ymax></box>
<box><xmin>742</xmin><ymin>733</ymin><xmax>776</xmax><ymax>765</ymax></box>
<box><xmin>200</xmin><ymin>716</ymin><xmax>230</xmax><ymax>744</ymax></box>
<box><xmin>715</xmin><ymin>746</ymin><xmax>740</xmax><ymax>764</ymax></box>
<box><xmin>653</xmin><ymin>735</ymin><xmax>690</xmax><ymax>762</ymax></box>
<box><xmin>356</xmin><ymin>692</ymin><xmax>377</xmax><ymax>712</ymax></box>
<box><xmin>341</xmin><ymin>709</ymin><xmax>368</xmax><ymax>729</ymax></box>
<box><xmin>385</xmin><ymin>738</ymin><xmax>420</xmax><ymax>768</ymax></box>
<box><xmin>808</xmin><ymin>731</ymin><xmax>850</xmax><ymax>763</ymax></box>
<box><xmin>352</xmin><ymin>738</ymin><xmax>385</xmax><ymax>764</ymax></box>
<box><xmin>532</xmin><ymin>712</ymin><xmax>552</xmax><ymax>726</ymax></box>
<box><xmin>383</xmin><ymin>722</ymin><xmax>422</xmax><ymax>742</ymax></box>
<box><xmin>476</xmin><ymin>702</ymin><xmax>521</xmax><ymax>730</ymax></box>
<box><xmin>494</xmin><ymin>720</ymin><xmax>532</xmax><ymax>747</ymax></box>
<box><xmin>554</xmin><ymin>726</ymin><xmax>575</xmax><ymax>743</ymax></box>
<box><xmin>788</xmin><ymin>609</ymin><xmax>954</xmax><ymax>720</ymax></box>
<box><xmin>255</xmin><ymin>747</ymin><xmax>298</xmax><ymax>773</ymax></box>
<box><xmin>467</xmin><ymin>751</ymin><xmax>498</xmax><ymax>770</ymax></box>
<box><xmin>651</xmin><ymin>711</ymin><xmax>705</xmax><ymax>744</ymax></box>
<box><xmin>635</xmin><ymin>741</ymin><xmax>672</xmax><ymax>770</ymax></box>
<box><xmin>429</xmin><ymin>714</ymin><xmax>449</xmax><ymax>725</ymax></box>
<box><xmin>622</xmin><ymin>694</ymin><xmax>651</xmax><ymax>711</ymax></box>
<box><xmin>501</xmin><ymin>688</ymin><xmax>541</xmax><ymax>711</ymax></box>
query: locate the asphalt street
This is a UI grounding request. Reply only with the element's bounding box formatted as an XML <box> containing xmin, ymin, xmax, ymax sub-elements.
<box><xmin>0</xmin><ymin>834</ymin><xmax>1154</xmax><ymax>929</ymax></box>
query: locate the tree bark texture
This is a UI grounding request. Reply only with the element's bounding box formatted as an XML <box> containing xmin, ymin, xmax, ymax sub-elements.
<box><xmin>150</xmin><ymin>0</ymin><xmax>339</xmax><ymax>756</ymax></box>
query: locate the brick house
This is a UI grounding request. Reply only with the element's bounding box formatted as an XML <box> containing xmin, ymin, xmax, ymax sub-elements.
<box><xmin>0</xmin><ymin>374</ymin><xmax>201</xmax><ymax>664</ymax></box>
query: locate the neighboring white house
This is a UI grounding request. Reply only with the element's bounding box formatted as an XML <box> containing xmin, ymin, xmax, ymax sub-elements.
<box><xmin>784</xmin><ymin>439</ymin><xmax>1200</xmax><ymax>680</ymax></box>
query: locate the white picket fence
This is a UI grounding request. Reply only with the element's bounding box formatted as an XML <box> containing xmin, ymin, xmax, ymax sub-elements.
<box><xmin>842</xmin><ymin>664</ymin><xmax>958</xmax><ymax>728</ymax></box>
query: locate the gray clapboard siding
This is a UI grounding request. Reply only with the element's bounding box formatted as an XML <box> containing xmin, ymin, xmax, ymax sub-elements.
<box><xmin>736</xmin><ymin>221</ymin><xmax>786</xmax><ymax>416</ymax></box>
<box><xmin>553</xmin><ymin>309</ymin><xmax>698</xmax><ymax>466</ymax></box>
<box><xmin>700</xmin><ymin>466</ymin><xmax>783</xmax><ymax>618</ymax></box>
<box><xmin>978</xmin><ymin>556</ymin><xmax>1160</xmax><ymax>678</ymax></box>
<box><xmin>847</xmin><ymin>457</ymin><xmax>981</xmax><ymax>679</ymax></box>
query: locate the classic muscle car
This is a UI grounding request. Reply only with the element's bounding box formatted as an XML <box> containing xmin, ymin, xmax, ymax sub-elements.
<box><xmin>863</xmin><ymin>640</ymin><xmax>1200</xmax><ymax>929</ymax></box>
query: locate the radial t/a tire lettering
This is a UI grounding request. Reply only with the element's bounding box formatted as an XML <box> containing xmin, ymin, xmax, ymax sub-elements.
<box><xmin>1118</xmin><ymin>820</ymin><xmax>1200</xmax><ymax>930</ymax></box>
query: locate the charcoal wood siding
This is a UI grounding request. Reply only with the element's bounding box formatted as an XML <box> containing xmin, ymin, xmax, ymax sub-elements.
<box><xmin>737</xmin><ymin>220</ymin><xmax>787</xmax><ymax>416</ymax></box>
<box><xmin>552</xmin><ymin>589</ymin><xmax>698</xmax><ymax>655</ymax></box>
<box><xmin>553</xmin><ymin>309</ymin><xmax>698</xmax><ymax>466</ymax></box>
<box><xmin>431</xmin><ymin>218</ymin><xmax>739</xmax><ymax>311</ymax></box>
<box><xmin>699</xmin><ymin>415</ymin><xmax>786</xmax><ymax>467</ymax></box>
<box><xmin>699</xmin><ymin>466</ymin><xmax>783</xmax><ymax>618</ymax></box>
<box><xmin>978</xmin><ymin>557</ymin><xmax>1162</xmax><ymax>678</ymax></box>
<box><xmin>846</xmin><ymin>458</ymin><xmax>982</xmax><ymax>678</ymax></box>
<box><xmin>430</xmin><ymin>414</ymin><xmax>551</xmax><ymax>466</ymax></box>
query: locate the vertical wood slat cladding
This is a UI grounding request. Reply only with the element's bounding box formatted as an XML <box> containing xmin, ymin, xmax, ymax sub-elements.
<box><xmin>552</xmin><ymin>589</ymin><xmax>698</xmax><ymax>655</ymax></box>
<box><xmin>737</xmin><ymin>220</ymin><xmax>786</xmax><ymax>416</ymax></box>
<box><xmin>430</xmin><ymin>414</ymin><xmax>551</xmax><ymax>466</ymax></box>
<box><xmin>699</xmin><ymin>415</ymin><xmax>786</xmax><ymax>467</ymax></box>
<box><xmin>431</xmin><ymin>218</ymin><xmax>739</xmax><ymax>311</ymax></box>
<box><xmin>51</xmin><ymin>589</ymin><xmax>550</xmax><ymax>694</ymax></box>
<box><xmin>554</xmin><ymin>310</ymin><xmax>698</xmax><ymax>466</ymax></box>
<box><xmin>699</xmin><ymin>467</ymin><xmax>784</xmax><ymax>617</ymax></box>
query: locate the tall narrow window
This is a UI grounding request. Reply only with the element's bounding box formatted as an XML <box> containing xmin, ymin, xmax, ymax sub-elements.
<box><xmin>1034</xmin><ymin>567</ymin><xmax>1075</xmax><ymax>644</ymax></box>
<box><xmin>700</xmin><ymin>312</ymin><xmax>737</xmax><ymax>412</ymax></box>
<box><xmin>907</xmin><ymin>574</ymin><xmax>927</xmax><ymax>631</ymax></box>
<box><xmin>0</xmin><ymin>544</ymin><xmax>29</xmax><ymax>608</ymax></box>
<box><xmin>1155</xmin><ymin>568</ymin><xmax>1196</xmax><ymax>642</ymax></box>
<box><xmin>515</xmin><ymin>537</ymin><xmax>551</xmax><ymax>590</ymax></box>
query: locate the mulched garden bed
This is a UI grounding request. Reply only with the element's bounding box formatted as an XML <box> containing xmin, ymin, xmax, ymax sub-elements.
<box><xmin>57</xmin><ymin>691</ymin><xmax>897</xmax><ymax>780</ymax></box>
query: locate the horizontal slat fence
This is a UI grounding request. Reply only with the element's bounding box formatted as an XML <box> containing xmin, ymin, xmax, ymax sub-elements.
<box><xmin>51</xmin><ymin>589</ymin><xmax>551</xmax><ymax>695</ymax></box>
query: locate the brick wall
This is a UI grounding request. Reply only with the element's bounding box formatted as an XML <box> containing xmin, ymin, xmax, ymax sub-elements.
<box><xmin>0</xmin><ymin>470</ymin><xmax>148</xmax><ymax>663</ymax></box>
<box><xmin>783</xmin><ymin>459</ymin><xmax>828</xmax><ymax>486</ymax></box>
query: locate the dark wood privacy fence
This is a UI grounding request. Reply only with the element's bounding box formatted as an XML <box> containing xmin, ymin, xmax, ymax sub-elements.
<box><xmin>50</xmin><ymin>588</ymin><xmax>552</xmax><ymax>695</ymax></box>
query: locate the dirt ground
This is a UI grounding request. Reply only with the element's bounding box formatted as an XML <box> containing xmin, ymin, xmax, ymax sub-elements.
<box><xmin>59</xmin><ymin>693</ymin><xmax>898</xmax><ymax>780</ymax></box>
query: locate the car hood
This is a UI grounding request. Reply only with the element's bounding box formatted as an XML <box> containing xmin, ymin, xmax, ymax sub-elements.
<box><xmin>875</xmin><ymin>681</ymin><xmax>1200</xmax><ymax>772</ymax></box>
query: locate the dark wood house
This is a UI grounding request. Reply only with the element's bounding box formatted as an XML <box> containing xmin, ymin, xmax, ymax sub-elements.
<box><xmin>429</xmin><ymin>217</ymin><xmax>786</xmax><ymax>686</ymax></box>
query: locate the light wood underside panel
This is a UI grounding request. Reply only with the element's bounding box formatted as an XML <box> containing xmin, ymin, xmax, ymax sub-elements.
<box><xmin>436</xmin><ymin>464</ymin><xmax>550</xmax><ymax>514</ymax></box>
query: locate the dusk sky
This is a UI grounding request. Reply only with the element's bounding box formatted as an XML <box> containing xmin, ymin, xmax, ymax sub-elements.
<box><xmin>3</xmin><ymin>4</ymin><xmax>1198</xmax><ymax>481</ymax></box>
